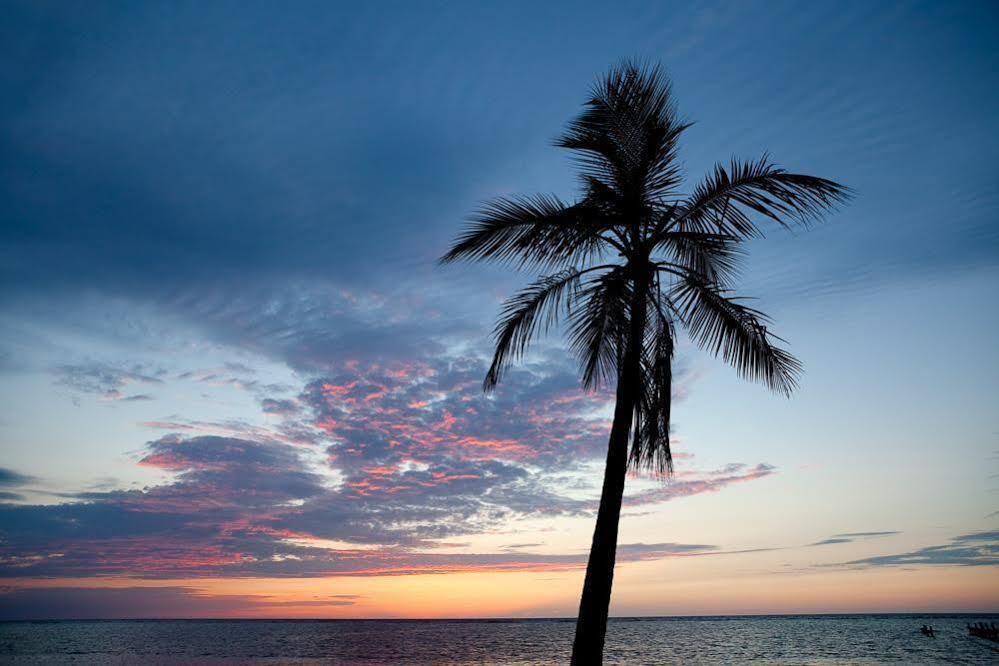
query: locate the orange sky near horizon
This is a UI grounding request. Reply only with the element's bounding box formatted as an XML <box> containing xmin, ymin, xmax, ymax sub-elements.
<box><xmin>9</xmin><ymin>558</ymin><xmax>997</xmax><ymax>619</ymax></box>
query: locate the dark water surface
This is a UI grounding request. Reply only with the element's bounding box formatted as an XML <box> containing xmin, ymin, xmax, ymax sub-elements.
<box><xmin>2</xmin><ymin>615</ymin><xmax>998</xmax><ymax>664</ymax></box>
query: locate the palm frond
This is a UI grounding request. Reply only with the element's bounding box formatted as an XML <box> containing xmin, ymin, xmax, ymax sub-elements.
<box><xmin>657</xmin><ymin>230</ymin><xmax>744</xmax><ymax>287</ymax></box>
<box><xmin>672</xmin><ymin>155</ymin><xmax>851</xmax><ymax>239</ymax></box>
<box><xmin>556</xmin><ymin>61</ymin><xmax>691</xmax><ymax>200</ymax></box>
<box><xmin>440</xmin><ymin>195</ymin><xmax>608</xmax><ymax>269</ymax></box>
<box><xmin>567</xmin><ymin>267</ymin><xmax>631</xmax><ymax>390</ymax></box>
<box><xmin>484</xmin><ymin>268</ymin><xmax>585</xmax><ymax>391</ymax></box>
<box><xmin>672</xmin><ymin>277</ymin><xmax>801</xmax><ymax>396</ymax></box>
<box><xmin>631</xmin><ymin>300</ymin><xmax>675</xmax><ymax>477</ymax></box>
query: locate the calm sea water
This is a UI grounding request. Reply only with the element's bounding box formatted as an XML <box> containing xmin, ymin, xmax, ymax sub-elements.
<box><xmin>1</xmin><ymin>615</ymin><xmax>997</xmax><ymax>664</ymax></box>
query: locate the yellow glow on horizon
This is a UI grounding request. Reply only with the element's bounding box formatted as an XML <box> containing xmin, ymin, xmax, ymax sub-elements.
<box><xmin>7</xmin><ymin>562</ymin><xmax>997</xmax><ymax>618</ymax></box>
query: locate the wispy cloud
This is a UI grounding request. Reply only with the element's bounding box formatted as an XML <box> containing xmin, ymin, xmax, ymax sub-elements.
<box><xmin>624</xmin><ymin>464</ymin><xmax>776</xmax><ymax>507</ymax></box>
<box><xmin>0</xmin><ymin>468</ymin><xmax>36</xmax><ymax>503</ymax></box>
<box><xmin>809</xmin><ymin>531</ymin><xmax>900</xmax><ymax>546</ymax></box>
<box><xmin>842</xmin><ymin>531</ymin><xmax>999</xmax><ymax>568</ymax></box>
<box><xmin>54</xmin><ymin>363</ymin><xmax>165</xmax><ymax>402</ymax></box>
<box><xmin>261</xmin><ymin>398</ymin><xmax>302</xmax><ymax>416</ymax></box>
<box><xmin>0</xmin><ymin>468</ymin><xmax>35</xmax><ymax>487</ymax></box>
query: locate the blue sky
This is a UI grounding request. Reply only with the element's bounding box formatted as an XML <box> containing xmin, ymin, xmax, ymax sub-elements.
<box><xmin>0</xmin><ymin>0</ymin><xmax>997</xmax><ymax>618</ymax></box>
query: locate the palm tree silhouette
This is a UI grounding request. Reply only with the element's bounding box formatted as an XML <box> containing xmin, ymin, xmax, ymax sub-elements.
<box><xmin>442</xmin><ymin>62</ymin><xmax>849</xmax><ymax>663</ymax></box>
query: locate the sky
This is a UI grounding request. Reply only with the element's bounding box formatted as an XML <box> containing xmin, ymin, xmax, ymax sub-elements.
<box><xmin>1</xmin><ymin>0</ymin><xmax>997</xmax><ymax>620</ymax></box>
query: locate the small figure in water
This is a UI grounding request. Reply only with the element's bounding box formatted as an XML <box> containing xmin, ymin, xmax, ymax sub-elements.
<box><xmin>920</xmin><ymin>625</ymin><xmax>935</xmax><ymax>637</ymax></box>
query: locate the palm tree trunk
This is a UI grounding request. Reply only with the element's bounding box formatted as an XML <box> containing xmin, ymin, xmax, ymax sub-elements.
<box><xmin>571</xmin><ymin>269</ymin><xmax>648</xmax><ymax>665</ymax></box>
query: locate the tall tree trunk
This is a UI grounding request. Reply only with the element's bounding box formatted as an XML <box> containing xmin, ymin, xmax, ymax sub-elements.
<box><xmin>571</xmin><ymin>268</ymin><xmax>648</xmax><ymax>665</ymax></box>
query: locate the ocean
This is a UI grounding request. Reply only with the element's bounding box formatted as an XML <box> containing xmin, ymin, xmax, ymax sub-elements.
<box><xmin>1</xmin><ymin>614</ymin><xmax>997</xmax><ymax>664</ymax></box>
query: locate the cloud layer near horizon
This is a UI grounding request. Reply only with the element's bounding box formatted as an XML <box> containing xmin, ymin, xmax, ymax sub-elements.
<box><xmin>0</xmin><ymin>586</ymin><xmax>360</xmax><ymax>621</ymax></box>
<box><xmin>0</xmin><ymin>351</ymin><xmax>777</xmax><ymax>579</ymax></box>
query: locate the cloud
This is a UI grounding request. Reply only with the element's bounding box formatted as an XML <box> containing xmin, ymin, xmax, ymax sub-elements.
<box><xmin>138</xmin><ymin>417</ymin><xmax>321</xmax><ymax>448</ymax></box>
<box><xmin>0</xmin><ymin>299</ymin><xmax>772</xmax><ymax>580</ymax></box>
<box><xmin>842</xmin><ymin>531</ymin><xmax>999</xmax><ymax>568</ymax></box>
<box><xmin>834</xmin><ymin>531</ymin><xmax>900</xmax><ymax>539</ymax></box>
<box><xmin>809</xmin><ymin>531</ymin><xmax>900</xmax><ymax>546</ymax></box>
<box><xmin>0</xmin><ymin>222</ymin><xmax>778</xmax><ymax>579</ymax></box>
<box><xmin>1</xmin><ymin>0</ymin><xmax>995</xmax><ymax>339</ymax></box>
<box><xmin>0</xmin><ymin>537</ymin><xmax>753</xmax><ymax>619</ymax></box>
<box><xmin>0</xmin><ymin>468</ymin><xmax>34</xmax><ymax>502</ymax></box>
<box><xmin>54</xmin><ymin>363</ymin><xmax>164</xmax><ymax>401</ymax></box>
<box><xmin>176</xmin><ymin>365</ymin><xmax>290</xmax><ymax>398</ymax></box>
<box><xmin>300</xmin><ymin>354</ymin><xmax>615</xmax><ymax>474</ymax></box>
<box><xmin>0</xmin><ymin>586</ymin><xmax>357</xmax><ymax>620</ymax></box>
<box><xmin>0</xmin><ymin>368</ymin><xmax>773</xmax><ymax>580</ymax></box>
<box><xmin>164</xmin><ymin>282</ymin><xmax>472</xmax><ymax>375</ymax></box>
<box><xmin>623</xmin><ymin>463</ymin><xmax>777</xmax><ymax>507</ymax></box>
<box><xmin>261</xmin><ymin>398</ymin><xmax>301</xmax><ymax>416</ymax></box>
<box><xmin>0</xmin><ymin>468</ymin><xmax>35</xmax><ymax>487</ymax></box>
<box><xmin>0</xmin><ymin>0</ymin><xmax>513</xmax><ymax>318</ymax></box>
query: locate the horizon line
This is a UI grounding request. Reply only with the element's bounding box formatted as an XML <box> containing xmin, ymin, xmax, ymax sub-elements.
<box><xmin>6</xmin><ymin>611</ymin><xmax>999</xmax><ymax>623</ymax></box>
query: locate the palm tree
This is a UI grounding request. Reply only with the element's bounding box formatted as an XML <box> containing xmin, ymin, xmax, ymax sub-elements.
<box><xmin>441</xmin><ymin>62</ymin><xmax>849</xmax><ymax>663</ymax></box>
